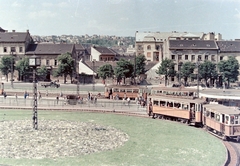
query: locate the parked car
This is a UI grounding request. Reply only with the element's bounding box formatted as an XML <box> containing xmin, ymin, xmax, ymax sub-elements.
<box><xmin>40</xmin><ymin>81</ymin><xmax>60</xmax><ymax>88</ymax></box>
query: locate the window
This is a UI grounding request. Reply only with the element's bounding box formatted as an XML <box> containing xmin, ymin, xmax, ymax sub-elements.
<box><xmin>191</xmin><ymin>55</ymin><xmax>195</xmax><ymax>61</ymax></box>
<box><xmin>54</xmin><ymin>60</ymin><xmax>57</xmax><ymax>66</ymax></box>
<box><xmin>19</xmin><ymin>47</ymin><xmax>23</xmax><ymax>52</ymax></box>
<box><xmin>171</xmin><ymin>55</ymin><xmax>175</xmax><ymax>60</ymax></box>
<box><xmin>147</xmin><ymin>45</ymin><xmax>151</xmax><ymax>50</ymax></box>
<box><xmin>3</xmin><ymin>47</ymin><xmax>7</xmax><ymax>52</ymax></box>
<box><xmin>46</xmin><ymin>60</ymin><xmax>49</xmax><ymax>66</ymax></box>
<box><xmin>220</xmin><ymin>56</ymin><xmax>223</xmax><ymax>61</ymax></box>
<box><xmin>198</xmin><ymin>55</ymin><xmax>202</xmax><ymax>61</ymax></box>
<box><xmin>138</xmin><ymin>45</ymin><xmax>142</xmax><ymax>50</ymax></box>
<box><xmin>11</xmin><ymin>47</ymin><xmax>16</xmax><ymax>52</ymax></box>
<box><xmin>147</xmin><ymin>52</ymin><xmax>151</xmax><ymax>57</ymax></box>
<box><xmin>211</xmin><ymin>55</ymin><xmax>215</xmax><ymax>61</ymax></box>
<box><xmin>205</xmin><ymin>55</ymin><xmax>208</xmax><ymax>60</ymax></box>
<box><xmin>185</xmin><ymin>55</ymin><xmax>188</xmax><ymax>60</ymax></box>
<box><xmin>178</xmin><ymin>55</ymin><xmax>182</xmax><ymax>60</ymax></box>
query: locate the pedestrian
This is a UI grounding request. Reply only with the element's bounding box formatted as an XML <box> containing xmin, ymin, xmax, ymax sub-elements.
<box><xmin>46</xmin><ymin>90</ymin><xmax>48</xmax><ymax>97</ymax></box>
<box><xmin>3</xmin><ymin>91</ymin><xmax>6</xmax><ymax>99</ymax></box>
<box><xmin>60</xmin><ymin>91</ymin><xmax>63</xmax><ymax>97</ymax></box>
<box><xmin>127</xmin><ymin>97</ymin><xmax>130</xmax><ymax>106</ymax></box>
<box><xmin>38</xmin><ymin>91</ymin><xmax>41</xmax><ymax>100</ymax></box>
<box><xmin>56</xmin><ymin>96</ymin><xmax>59</xmax><ymax>104</ymax></box>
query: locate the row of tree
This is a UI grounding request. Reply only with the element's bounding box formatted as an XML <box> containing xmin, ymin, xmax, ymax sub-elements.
<box><xmin>0</xmin><ymin>53</ymin><xmax>147</xmax><ymax>84</ymax></box>
<box><xmin>156</xmin><ymin>56</ymin><xmax>239</xmax><ymax>87</ymax></box>
<box><xmin>97</xmin><ymin>54</ymin><xmax>146</xmax><ymax>84</ymax></box>
<box><xmin>0</xmin><ymin>53</ymin><xmax>75</xmax><ymax>83</ymax></box>
<box><xmin>1</xmin><ymin>52</ymin><xmax>237</xmax><ymax>88</ymax></box>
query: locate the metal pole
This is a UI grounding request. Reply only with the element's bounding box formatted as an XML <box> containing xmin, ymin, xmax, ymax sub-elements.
<box><xmin>11</xmin><ymin>52</ymin><xmax>14</xmax><ymax>89</ymax></box>
<box><xmin>77</xmin><ymin>74</ymin><xmax>79</xmax><ymax>96</ymax></box>
<box><xmin>92</xmin><ymin>61</ymin><xmax>95</xmax><ymax>91</ymax></box>
<box><xmin>32</xmin><ymin>67</ymin><xmax>38</xmax><ymax>130</ymax></box>
<box><xmin>197</xmin><ymin>62</ymin><xmax>199</xmax><ymax>98</ymax></box>
<box><xmin>134</xmin><ymin>53</ymin><xmax>136</xmax><ymax>85</ymax></box>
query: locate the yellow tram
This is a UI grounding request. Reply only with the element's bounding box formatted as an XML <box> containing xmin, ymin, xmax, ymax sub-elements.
<box><xmin>104</xmin><ymin>85</ymin><xmax>148</xmax><ymax>100</ymax></box>
<box><xmin>148</xmin><ymin>87</ymin><xmax>205</xmax><ymax>126</ymax></box>
<box><xmin>203</xmin><ymin>104</ymin><xmax>240</xmax><ymax>141</ymax></box>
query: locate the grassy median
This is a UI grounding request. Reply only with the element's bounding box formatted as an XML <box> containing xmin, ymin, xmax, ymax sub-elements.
<box><xmin>0</xmin><ymin>110</ymin><xmax>226</xmax><ymax>166</ymax></box>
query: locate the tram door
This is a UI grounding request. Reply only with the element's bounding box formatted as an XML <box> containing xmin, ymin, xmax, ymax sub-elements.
<box><xmin>221</xmin><ymin>114</ymin><xmax>225</xmax><ymax>133</ymax></box>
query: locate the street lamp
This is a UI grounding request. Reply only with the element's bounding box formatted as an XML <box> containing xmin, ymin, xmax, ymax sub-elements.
<box><xmin>29</xmin><ymin>54</ymin><xmax>41</xmax><ymax>130</ymax></box>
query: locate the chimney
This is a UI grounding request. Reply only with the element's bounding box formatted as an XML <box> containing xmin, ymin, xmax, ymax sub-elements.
<box><xmin>26</xmin><ymin>29</ymin><xmax>29</xmax><ymax>33</ymax></box>
<box><xmin>12</xmin><ymin>30</ymin><xmax>15</xmax><ymax>32</ymax></box>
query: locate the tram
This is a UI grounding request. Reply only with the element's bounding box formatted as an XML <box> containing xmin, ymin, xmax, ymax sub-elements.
<box><xmin>104</xmin><ymin>85</ymin><xmax>148</xmax><ymax>100</ymax></box>
<box><xmin>203</xmin><ymin>103</ymin><xmax>240</xmax><ymax>141</ymax></box>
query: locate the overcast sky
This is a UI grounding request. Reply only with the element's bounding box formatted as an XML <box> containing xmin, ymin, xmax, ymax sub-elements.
<box><xmin>0</xmin><ymin>0</ymin><xmax>240</xmax><ymax>39</ymax></box>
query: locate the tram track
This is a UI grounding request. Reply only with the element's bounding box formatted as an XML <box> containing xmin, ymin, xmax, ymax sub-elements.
<box><xmin>223</xmin><ymin>141</ymin><xmax>240</xmax><ymax>166</ymax></box>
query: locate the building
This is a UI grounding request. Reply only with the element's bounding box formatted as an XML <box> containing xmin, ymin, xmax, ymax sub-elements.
<box><xmin>25</xmin><ymin>43</ymin><xmax>76</xmax><ymax>81</ymax></box>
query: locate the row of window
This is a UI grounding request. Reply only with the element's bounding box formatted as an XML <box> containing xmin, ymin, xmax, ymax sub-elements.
<box><xmin>45</xmin><ymin>59</ymin><xmax>58</xmax><ymax>66</ymax></box>
<box><xmin>3</xmin><ymin>46</ymin><xmax>23</xmax><ymax>53</ymax></box>
<box><xmin>171</xmin><ymin>54</ymin><xmax>218</xmax><ymax>61</ymax></box>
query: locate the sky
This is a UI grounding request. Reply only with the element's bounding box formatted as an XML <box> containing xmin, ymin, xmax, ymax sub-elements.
<box><xmin>0</xmin><ymin>0</ymin><xmax>240</xmax><ymax>39</ymax></box>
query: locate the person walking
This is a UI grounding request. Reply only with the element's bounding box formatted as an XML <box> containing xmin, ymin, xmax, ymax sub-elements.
<box><xmin>56</xmin><ymin>95</ymin><xmax>59</xmax><ymax>104</ymax></box>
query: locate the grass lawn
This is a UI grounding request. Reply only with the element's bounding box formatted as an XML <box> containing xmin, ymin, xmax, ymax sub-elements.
<box><xmin>0</xmin><ymin>109</ymin><xmax>226</xmax><ymax>166</ymax></box>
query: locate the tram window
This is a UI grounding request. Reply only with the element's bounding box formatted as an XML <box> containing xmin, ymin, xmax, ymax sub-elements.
<box><xmin>211</xmin><ymin>112</ymin><xmax>214</xmax><ymax>119</ymax></box>
<box><xmin>153</xmin><ymin>100</ymin><xmax>159</xmax><ymax>106</ymax></box>
<box><xmin>114</xmin><ymin>89</ymin><xmax>119</xmax><ymax>92</ymax></box>
<box><xmin>206</xmin><ymin>111</ymin><xmax>210</xmax><ymax>117</ymax></box>
<box><xmin>216</xmin><ymin>114</ymin><xmax>220</xmax><ymax>122</ymax></box>
<box><xmin>235</xmin><ymin>115</ymin><xmax>238</xmax><ymax>119</ymax></box>
<box><xmin>235</xmin><ymin>121</ymin><xmax>238</xmax><ymax>124</ymax></box>
<box><xmin>225</xmin><ymin>116</ymin><xmax>229</xmax><ymax>124</ymax></box>
<box><xmin>231</xmin><ymin>116</ymin><xmax>234</xmax><ymax>124</ymax></box>
<box><xmin>133</xmin><ymin>89</ymin><xmax>138</xmax><ymax>93</ymax></box>
<box><xmin>120</xmin><ymin>89</ymin><xmax>125</xmax><ymax>92</ymax></box>
<box><xmin>126</xmin><ymin>89</ymin><xmax>132</xmax><ymax>93</ymax></box>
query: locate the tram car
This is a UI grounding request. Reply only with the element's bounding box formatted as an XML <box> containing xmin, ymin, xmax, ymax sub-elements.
<box><xmin>203</xmin><ymin>103</ymin><xmax>240</xmax><ymax>141</ymax></box>
<box><xmin>148</xmin><ymin>87</ymin><xmax>204</xmax><ymax>126</ymax></box>
<box><xmin>104</xmin><ymin>85</ymin><xmax>148</xmax><ymax>100</ymax></box>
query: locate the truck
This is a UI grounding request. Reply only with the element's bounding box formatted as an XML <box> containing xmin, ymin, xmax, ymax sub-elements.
<box><xmin>40</xmin><ymin>81</ymin><xmax>60</xmax><ymax>88</ymax></box>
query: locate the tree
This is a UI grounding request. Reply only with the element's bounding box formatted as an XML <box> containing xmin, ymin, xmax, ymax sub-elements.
<box><xmin>15</xmin><ymin>57</ymin><xmax>30</xmax><ymax>81</ymax></box>
<box><xmin>218</xmin><ymin>56</ymin><xmax>239</xmax><ymax>88</ymax></box>
<box><xmin>180</xmin><ymin>62</ymin><xmax>195</xmax><ymax>86</ymax></box>
<box><xmin>198</xmin><ymin>61</ymin><xmax>218</xmax><ymax>87</ymax></box>
<box><xmin>0</xmin><ymin>56</ymin><xmax>14</xmax><ymax>82</ymax></box>
<box><xmin>114</xmin><ymin>59</ymin><xmax>134</xmax><ymax>84</ymax></box>
<box><xmin>156</xmin><ymin>58</ymin><xmax>176</xmax><ymax>86</ymax></box>
<box><xmin>37</xmin><ymin>65</ymin><xmax>48</xmax><ymax>81</ymax></box>
<box><xmin>135</xmin><ymin>54</ymin><xmax>146</xmax><ymax>76</ymax></box>
<box><xmin>97</xmin><ymin>64</ymin><xmax>114</xmax><ymax>84</ymax></box>
<box><xmin>53</xmin><ymin>52</ymin><xmax>75</xmax><ymax>83</ymax></box>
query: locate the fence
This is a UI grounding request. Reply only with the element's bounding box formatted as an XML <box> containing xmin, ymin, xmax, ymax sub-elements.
<box><xmin>0</xmin><ymin>96</ymin><xmax>147</xmax><ymax>112</ymax></box>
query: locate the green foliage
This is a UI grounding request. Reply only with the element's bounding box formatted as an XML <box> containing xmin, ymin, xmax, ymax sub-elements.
<box><xmin>97</xmin><ymin>64</ymin><xmax>114</xmax><ymax>80</ymax></box>
<box><xmin>0</xmin><ymin>56</ymin><xmax>14</xmax><ymax>81</ymax></box>
<box><xmin>180</xmin><ymin>62</ymin><xmax>195</xmax><ymax>86</ymax></box>
<box><xmin>114</xmin><ymin>59</ymin><xmax>134</xmax><ymax>84</ymax></box>
<box><xmin>218</xmin><ymin>56</ymin><xmax>239</xmax><ymax>87</ymax></box>
<box><xmin>198</xmin><ymin>61</ymin><xmax>218</xmax><ymax>87</ymax></box>
<box><xmin>15</xmin><ymin>57</ymin><xmax>30</xmax><ymax>81</ymax></box>
<box><xmin>53</xmin><ymin>52</ymin><xmax>75</xmax><ymax>83</ymax></box>
<box><xmin>37</xmin><ymin>65</ymin><xmax>48</xmax><ymax>80</ymax></box>
<box><xmin>135</xmin><ymin>54</ymin><xmax>146</xmax><ymax>76</ymax></box>
<box><xmin>156</xmin><ymin>58</ymin><xmax>176</xmax><ymax>86</ymax></box>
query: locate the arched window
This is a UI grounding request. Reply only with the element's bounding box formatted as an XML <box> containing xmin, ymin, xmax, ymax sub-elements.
<box><xmin>147</xmin><ymin>45</ymin><xmax>151</xmax><ymax>50</ymax></box>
